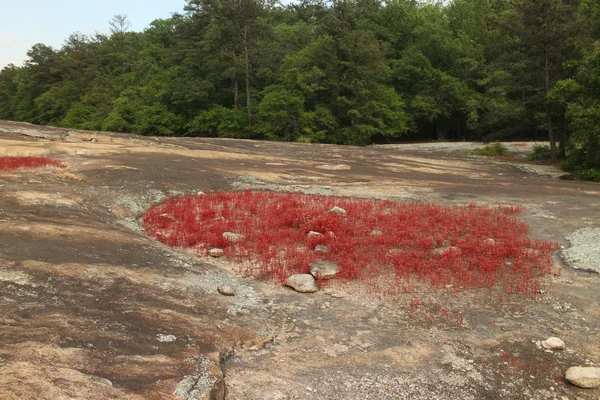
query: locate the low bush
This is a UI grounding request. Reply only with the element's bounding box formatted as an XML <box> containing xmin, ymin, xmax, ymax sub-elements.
<box><xmin>579</xmin><ymin>168</ymin><xmax>600</xmax><ymax>181</ymax></box>
<box><xmin>528</xmin><ymin>144</ymin><xmax>552</xmax><ymax>161</ymax></box>
<box><xmin>143</xmin><ymin>191</ymin><xmax>558</xmax><ymax>296</ymax></box>
<box><xmin>561</xmin><ymin>147</ymin><xmax>600</xmax><ymax>181</ymax></box>
<box><xmin>468</xmin><ymin>142</ymin><xmax>509</xmax><ymax>157</ymax></box>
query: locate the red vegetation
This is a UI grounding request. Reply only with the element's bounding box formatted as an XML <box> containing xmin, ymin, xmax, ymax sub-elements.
<box><xmin>143</xmin><ymin>191</ymin><xmax>559</xmax><ymax>295</ymax></box>
<box><xmin>499</xmin><ymin>351</ymin><xmax>562</xmax><ymax>383</ymax></box>
<box><xmin>0</xmin><ymin>156</ymin><xmax>66</xmax><ymax>172</ymax></box>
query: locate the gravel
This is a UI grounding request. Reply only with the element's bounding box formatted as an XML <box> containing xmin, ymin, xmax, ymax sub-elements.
<box><xmin>562</xmin><ymin>228</ymin><xmax>600</xmax><ymax>273</ymax></box>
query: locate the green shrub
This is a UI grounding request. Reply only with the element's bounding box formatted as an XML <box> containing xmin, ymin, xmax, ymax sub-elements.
<box><xmin>528</xmin><ymin>144</ymin><xmax>552</xmax><ymax>161</ymax></box>
<box><xmin>561</xmin><ymin>147</ymin><xmax>600</xmax><ymax>171</ymax></box>
<box><xmin>468</xmin><ymin>142</ymin><xmax>509</xmax><ymax>157</ymax></box>
<box><xmin>579</xmin><ymin>168</ymin><xmax>600</xmax><ymax>182</ymax></box>
<box><xmin>186</xmin><ymin>106</ymin><xmax>252</xmax><ymax>139</ymax></box>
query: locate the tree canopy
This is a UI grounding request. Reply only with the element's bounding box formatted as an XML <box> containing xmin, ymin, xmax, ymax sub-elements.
<box><xmin>1</xmin><ymin>0</ymin><xmax>599</xmax><ymax>175</ymax></box>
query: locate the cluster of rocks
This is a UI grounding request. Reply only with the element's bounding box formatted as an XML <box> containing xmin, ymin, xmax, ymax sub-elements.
<box><xmin>284</xmin><ymin>207</ymin><xmax>346</xmax><ymax>293</ymax></box>
<box><xmin>284</xmin><ymin>260</ymin><xmax>340</xmax><ymax>293</ymax></box>
<box><xmin>213</xmin><ymin>207</ymin><xmax>348</xmax><ymax>296</ymax></box>
<box><xmin>538</xmin><ymin>336</ymin><xmax>600</xmax><ymax>389</ymax></box>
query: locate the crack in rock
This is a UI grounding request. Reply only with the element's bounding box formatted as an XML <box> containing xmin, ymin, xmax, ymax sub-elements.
<box><xmin>173</xmin><ymin>354</ymin><xmax>218</xmax><ymax>400</ymax></box>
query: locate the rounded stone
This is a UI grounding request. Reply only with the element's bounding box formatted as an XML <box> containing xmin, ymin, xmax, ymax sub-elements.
<box><xmin>309</xmin><ymin>261</ymin><xmax>339</xmax><ymax>279</ymax></box>
<box><xmin>223</xmin><ymin>232</ymin><xmax>245</xmax><ymax>242</ymax></box>
<box><xmin>329</xmin><ymin>206</ymin><xmax>347</xmax><ymax>215</ymax></box>
<box><xmin>218</xmin><ymin>286</ymin><xmax>236</xmax><ymax>296</ymax></box>
<box><xmin>209</xmin><ymin>248</ymin><xmax>224</xmax><ymax>258</ymax></box>
<box><xmin>314</xmin><ymin>245</ymin><xmax>328</xmax><ymax>253</ymax></box>
<box><xmin>541</xmin><ymin>337</ymin><xmax>565</xmax><ymax>350</ymax></box>
<box><xmin>284</xmin><ymin>274</ymin><xmax>318</xmax><ymax>293</ymax></box>
<box><xmin>565</xmin><ymin>366</ymin><xmax>600</xmax><ymax>388</ymax></box>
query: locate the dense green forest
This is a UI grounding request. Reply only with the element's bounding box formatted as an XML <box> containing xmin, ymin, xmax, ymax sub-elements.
<box><xmin>1</xmin><ymin>0</ymin><xmax>600</xmax><ymax>177</ymax></box>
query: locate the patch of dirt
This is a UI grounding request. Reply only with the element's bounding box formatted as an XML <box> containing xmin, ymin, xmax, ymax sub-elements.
<box><xmin>1</xmin><ymin>120</ymin><xmax>599</xmax><ymax>399</ymax></box>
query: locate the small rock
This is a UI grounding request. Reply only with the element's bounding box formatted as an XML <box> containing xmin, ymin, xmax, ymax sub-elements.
<box><xmin>309</xmin><ymin>261</ymin><xmax>339</xmax><ymax>279</ymax></box>
<box><xmin>370</xmin><ymin>230</ymin><xmax>383</xmax><ymax>236</ymax></box>
<box><xmin>325</xmin><ymin>290</ymin><xmax>345</xmax><ymax>299</ymax></box>
<box><xmin>307</xmin><ymin>231</ymin><xmax>323</xmax><ymax>238</ymax></box>
<box><xmin>209</xmin><ymin>248</ymin><xmax>224</xmax><ymax>258</ymax></box>
<box><xmin>329</xmin><ymin>206</ymin><xmax>347</xmax><ymax>215</ymax></box>
<box><xmin>314</xmin><ymin>245</ymin><xmax>328</xmax><ymax>253</ymax></box>
<box><xmin>432</xmin><ymin>246</ymin><xmax>460</xmax><ymax>255</ymax></box>
<box><xmin>218</xmin><ymin>286</ymin><xmax>236</xmax><ymax>296</ymax></box>
<box><xmin>223</xmin><ymin>232</ymin><xmax>245</xmax><ymax>242</ymax></box>
<box><xmin>284</xmin><ymin>274</ymin><xmax>318</xmax><ymax>293</ymax></box>
<box><xmin>156</xmin><ymin>334</ymin><xmax>176</xmax><ymax>342</ymax></box>
<box><xmin>565</xmin><ymin>366</ymin><xmax>600</xmax><ymax>388</ymax></box>
<box><xmin>484</xmin><ymin>238</ymin><xmax>496</xmax><ymax>245</ymax></box>
<box><xmin>542</xmin><ymin>337</ymin><xmax>566</xmax><ymax>350</ymax></box>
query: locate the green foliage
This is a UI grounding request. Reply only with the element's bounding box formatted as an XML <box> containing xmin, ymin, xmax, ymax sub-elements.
<box><xmin>61</xmin><ymin>98</ymin><xmax>103</xmax><ymax>130</ymax></box>
<box><xmin>468</xmin><ymin>142</ymin><xmax>509</xmax><ymax>157</ymax></box>
<box><xmin>186</xmin><ymin>106</ymin><xmax>251</xmax><ymax>139</ymax></box>
<box><xmin>528</xmin><ymin>144</ymin><xmax>552</xmax><ymax>161</ymax></box>
<box><xmin>102</xmin><ymin>95</ymin><xmax>137</xmax><ymax>133</ymax></box>
<box><xmin>0</xmin><ymin>0</ymin><xmax>594</xmax><ymax>167</ymax></box>
<box><xmin>579</xmin><ymin>168</ymin><xmax>600</xmax><ymax>181</ymax></box>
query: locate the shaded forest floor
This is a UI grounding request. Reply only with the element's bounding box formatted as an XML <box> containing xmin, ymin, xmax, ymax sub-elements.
<box><xmin>1</xmin><ymin>121</ymin><xmax>599</xmax><ymax>399</ymax></box>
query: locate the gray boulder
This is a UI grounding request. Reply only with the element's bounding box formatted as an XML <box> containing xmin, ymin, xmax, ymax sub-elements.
<box><xmin>565</xmin><ymin>366</ymin><xmax>600</xmax><ymax>388</ymax></box>
<box><xmin>309</xmin><ymin>261</ymin><xmax>339</xmax><ymax>279</ymax></box>
<box><xmin>284</xmin><ymin>274</ymin><xmax>318</xmax><ymax>293</ymax></box>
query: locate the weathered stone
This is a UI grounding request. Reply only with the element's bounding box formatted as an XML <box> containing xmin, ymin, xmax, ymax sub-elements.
<box><xmin>307</xmin><ymin>231</ymin><xmax>323</xmax><ymax>238</ymax></box>
<box><xmin>562</xmin><ymin>227</ymin><xmax>600</xmax><ymax>273</ymax></box>
<box><xmin>218</xmin><ymin>286</ymin><xmax>236</xmax><ymax>296</ymax></box>
<box><xmin>223</xmin><ymin>232</ymin><xmax>245</xmax><ymax>242</ymax></box>
<box><xmin>484</xmin><ymin>238</ymin><xmax>496</xmax><ymax>246</ymax></box>
<box><xmin>209</xmin><ymin>248</ymin><xmax>224</xmax><ymax>258</ymax></box>
<box><xmin>284</xmin><ymin>274</ymin><xmax>318</xmax><ymax>293</ymax></box>
<box><xmin>565</xmin><ymin>367</ymin><xmax>600</xmax><ymax>388</ymax></box>
<box><xmin>324</xmin><ymin>288</ymin><xmax>345</xmax><ymax>298</ymax></box>
<box><xmin>370</xmin><ymin>230</ymin><xmax>383</xmax><ymax>237</ymax></box>
<box><xmin>314</xmin><ymin>245</ymin><xmax>328</xmax><ymax>253</ymax></box>
<box><xmin>315</xmin><ymin>164</ymin><xmax>351</xmax><ymax>171</ymax></box>
<box><xmin>156</xmin><ymin>334</ymin><xmax>176</xmax><ymax>342</ymax></box>
<box><xmin>309</xmin><ymin>261</ymin><xmax>339</xmax><ymax>279</ymax></box>
<box><xmin>541</xmin><ymin>337</ymin><xmax>565</xmax><ymax>350</ymax></box>
<box><xmin>432</xmin><ymin>246</ymin><xmax>460</xmax><ymax>255</ymax></box>
<box><xmin>329</xmin><ymin>206</ymin><xmax>347</xmax><ymax>215</ymax></box>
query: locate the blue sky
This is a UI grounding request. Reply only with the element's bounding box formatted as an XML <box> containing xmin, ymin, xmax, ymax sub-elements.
<box><xmin>0</xmin><ymin>0</ymin><xmax>187</xmax><ymax>68</ymax></box>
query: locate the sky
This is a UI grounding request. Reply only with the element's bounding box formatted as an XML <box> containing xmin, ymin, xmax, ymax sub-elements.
<box><xmin>0</xmin><ymin>0</ymin><xmax>187</xmax><ymax>69</ymax></box>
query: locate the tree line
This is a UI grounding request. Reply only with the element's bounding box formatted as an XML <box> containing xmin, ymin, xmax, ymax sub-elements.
<box><xmin>0</xmin><ymin>0</ymin><xmax>599</xmax><ymax>177</ymax></box>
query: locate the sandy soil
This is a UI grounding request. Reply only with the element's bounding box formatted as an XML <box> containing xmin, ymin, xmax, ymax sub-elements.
<box><xmin>1</xmin><ymin>120</ymin><xmax>599</xmax><ymax>400</ymax></box>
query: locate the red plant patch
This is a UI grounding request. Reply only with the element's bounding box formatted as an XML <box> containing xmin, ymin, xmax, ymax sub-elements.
<box><xmin>0</xmin><ymin>156</ymin><xmax>66</xmax><ymax>172</ymax></box>
<box><xmin>143</xmin><ymin>191</ymin><xmax>558</xmax><ymax>295</ymax></box>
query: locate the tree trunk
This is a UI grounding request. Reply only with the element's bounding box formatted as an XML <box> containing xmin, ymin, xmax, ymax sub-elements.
<box><xmin>559</xmin><ymin>105</ymin><xmax>567</xmax><ymax>158</ymax></box>
<box><xmin>233</xmin><ymin>71</ymin><xmax>239</xmax><ymax>108</ymax></box>
<box><xmin>544</xmin><ymin>50</ymin><xmax>556</xmax><ymax>160</ymax></box>
<box><xmin>232</xmin><ymin>41</ymin><xmax>238</xmax><ymax>108</ymax></box>
<box><xmin>243</xmin><ymin>24</ymin><xmax>251</xmax><ymax>125</ymax></box>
